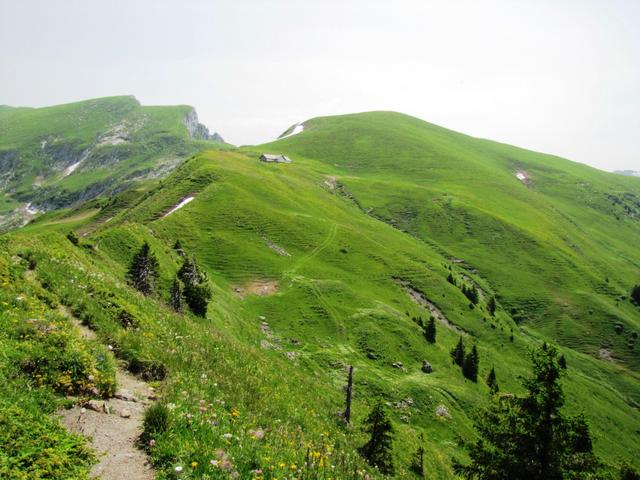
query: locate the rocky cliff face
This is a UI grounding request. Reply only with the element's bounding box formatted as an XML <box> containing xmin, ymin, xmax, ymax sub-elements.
<box><xmin>184</xmin><ymin>109</ymin><xmax>224</xmax><ymax>142</ymax></box>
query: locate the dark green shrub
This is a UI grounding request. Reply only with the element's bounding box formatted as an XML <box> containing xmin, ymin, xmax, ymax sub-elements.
<box><xmin>66</xmin><ymin>230</ymin><xmax>79</xmax><ymax>246</ymax></box>
<box><xmin>631</xmin><ymin>285</ymin><xmax>640</xmax><ymax>305</ymax></box>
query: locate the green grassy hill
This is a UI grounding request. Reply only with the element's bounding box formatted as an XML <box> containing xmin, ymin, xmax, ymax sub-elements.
<box><xmin>0</xmin><ymin>96</ymin><xmax>225</xmax><ymax>230</ymax></box>
<box><xmin>1</xmin><ymin>110</ymin><xmax>639</xmax><ymax>479</ymax></box>
<box><xmin>260</xmin><ymin>112</ymin><xmax>640</xmax><ymax>369</ymax></box>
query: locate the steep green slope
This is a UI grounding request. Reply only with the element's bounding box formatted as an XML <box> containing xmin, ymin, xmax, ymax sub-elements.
<box><xmin>0</xmin><ymin>96</ymin><xmax>225</xmax><ymax>230</ymax></box>
<box><xmin>4</xmin><ymin>145</ymin><xmax>638</xmax><ymax>478</ymax></box>
<box><xmin>260</xmin><ymin>112</ymin><xmax>640</xmax><ymax>370</ymax></box>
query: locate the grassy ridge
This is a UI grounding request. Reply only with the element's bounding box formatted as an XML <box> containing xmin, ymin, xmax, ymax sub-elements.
<box><xmin>1</xmin><ymin>111</ymin><xmax>639</xmax><ymax>478</ymax></box>
<box><xmin>259</xmin><ymin>111</ymin><xmax>640</xmax><ymax>369</ymax></box>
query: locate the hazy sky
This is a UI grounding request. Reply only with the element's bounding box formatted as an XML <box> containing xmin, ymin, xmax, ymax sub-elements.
<box><xmin>1</xmin><ymin>0</ymin><xmax>639</xmax><ymax>171</ymax></box>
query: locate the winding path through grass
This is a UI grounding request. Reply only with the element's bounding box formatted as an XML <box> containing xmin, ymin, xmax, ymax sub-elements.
<box><xmin>57</xmin><ymin>315</ymin><xmax>157</xmax><ymax>480</ymax></box>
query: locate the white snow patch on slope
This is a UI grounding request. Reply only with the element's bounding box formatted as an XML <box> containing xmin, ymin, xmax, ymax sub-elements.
<box><xmin>64</xmin><ymin>161</ymin><xmax>82</xmax><ymax>176</ymax></box>
<box><xmin>62</xmin><ymin>149</ymin><xmax>91</xmax><ymax>177</ymax></box>
<box><xmin>280</xmin><ymin>122</ymin><xmax>304</xmax><ymax>139</ymax></box>
<box><xmin>25</xmin><ymin>203</ymin><xmax>41</xmax><ymax>215</ymax></box>
<box><xmin>163</xmin><ymin>196</ymin><xmax>195</xmax><ymax>218</ymax></box>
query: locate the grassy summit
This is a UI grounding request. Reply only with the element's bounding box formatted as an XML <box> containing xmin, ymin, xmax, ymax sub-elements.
<box><xmin>1</xmin><ymin>108</ymin><xmax>639</xmax><ymax>478</ymax></box>
<box><xmin>261</xmin><ymin>111</ymin><xmax>640</xmax><ymax>368</ymax></box>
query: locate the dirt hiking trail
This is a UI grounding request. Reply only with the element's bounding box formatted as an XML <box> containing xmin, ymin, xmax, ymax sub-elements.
<box><xmin>57</xmin><ymin>313</ymin><xmax>156</xmax><ymax>479</ymax></box>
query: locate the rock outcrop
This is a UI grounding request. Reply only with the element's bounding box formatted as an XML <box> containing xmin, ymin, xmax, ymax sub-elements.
<box><xmin>184</xmin><ymin>109</ymin><xmax>224</xmax><ymax>142</ymax></box>
<box><xmin>422</xmin><ymin>360</ymin><xmax>433</xmax><ymax>373</ymax></box>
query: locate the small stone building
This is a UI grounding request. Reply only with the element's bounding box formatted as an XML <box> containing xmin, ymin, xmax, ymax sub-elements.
<box><xmin>260</xmin><ymin>153</ymin><xmax>292</xmax><ymax>164</ymax></box>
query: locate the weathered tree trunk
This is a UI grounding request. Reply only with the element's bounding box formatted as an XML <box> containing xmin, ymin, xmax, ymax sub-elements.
<box><xmin>343</xmin><ymin>365</ymin><xmax>354</xmax><ymax>424</ymax></box>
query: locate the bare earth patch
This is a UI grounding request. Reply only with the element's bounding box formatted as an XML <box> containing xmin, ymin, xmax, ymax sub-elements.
<box><xmin>396</xmin><ymin>279</ymin><xmax>468</xmax><ymax>336</ymax></box>
<box><xmin>598</xmin><ymin>348</ymin><xmax>615</xmax><ymax>362</ymax></box>
<box><xmin>234</xmin><ymin>280</ymin><xmax>279</xmax><ymax>298</ymax></box>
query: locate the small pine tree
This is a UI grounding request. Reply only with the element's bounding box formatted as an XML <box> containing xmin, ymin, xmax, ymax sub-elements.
<box><xmin>462</xmin><ymin>345</ymin><xmax>479</xmax><ymax>382</ymax></box>
<box><xmin>178</xmin><ymin>256</ymin><xmax>200</xmax><ymax>285</ymax></box>
<box><xmin>169</xmin><ymin>277</ymin><xmax>182</xmax><ymax>312</ymax></box>
<box><xmin>178</xmin><ymin>256</ymin><xmax>212</xmax><ymax>317</ymax></box>
<box><xmin>424</xmin><ymin>316</ymin><xmax>436</xmax><ymax>343</ymax></box>
<box><xmin>447</xmin><ymin>273</ymin><xmax>456</xmax><ymax>285</ymax></box>
<box><xmin>451</xmin><ymin>337</ymin><xmax>466</xmax><ymax>367</ymax></box>
<box><xmin>127</xmin><ymin>242</ymin><xmax>159</xmax><ymax>295</ymax></box>
<box><xmin>487</xmin><ymin>296</ymin><xmax>497</xmax><ymax>316</ymax></box>
<box><xmin>409</xmin><ymin>433</ymin><xmax>425</xmax><ymax>477</ymax></box>
<box><xmin>487</xmin><ymin>367</ymin><xmax>499</xmax><ymax>394</ymax></box>
<box><xmin>463</xmin><ymin>285</ymin><xmax>479</xmax><ymax>305</ymax></box>
<box><xmin>558</xmin><ymin>354</ymin><xmax>567</xmax><ymax>370</ymax></box>
<box><xmin>360</xmin><ymin>399</ymin><xmax>395</xmax><ymax>475</ymax></box>
<box><xmin>631</xmin><ymin>285</ymin><xmax>640</xmax><ymax>305</ymax></box>
<box><xmin>173</xmin><ymin>239</ymin><xmax>185</xmax><ymax>256</ymax></box>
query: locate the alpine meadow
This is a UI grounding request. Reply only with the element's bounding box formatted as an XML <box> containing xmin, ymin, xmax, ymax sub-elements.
<box><xmin>1</xmin><ymin>3</ymin><xmax>640</xmax><ymax>478</ymax></box>
<box><xmin>1</xmin><ymin>95</ymin><xmax>638</xmax><ymax>479</ymax></box>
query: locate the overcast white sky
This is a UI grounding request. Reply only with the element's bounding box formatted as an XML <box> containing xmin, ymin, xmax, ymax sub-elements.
<box><xmin>1</xmin><ymin>0</ymin><xmax>638</xmax><ymax>171</ymax></box>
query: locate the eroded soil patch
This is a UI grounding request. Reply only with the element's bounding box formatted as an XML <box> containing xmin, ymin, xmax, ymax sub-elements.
<box><xmin>234</xmin><ymin>279</ymin><xmax>280</xmax><ymax>298</ymax></box>
<box><xmin>396</xmin><ymin>279</ymin><xmax>468</xmax><ymax>336</ymax></box>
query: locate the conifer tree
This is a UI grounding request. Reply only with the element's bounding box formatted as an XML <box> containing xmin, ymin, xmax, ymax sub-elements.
<box><xmin>360</xmin><ymin>399</ymin><xmax>395</xmax><ymax>475</ymax></box>
<box><xmin>424</xmin><ymin>316</ymin><xmax>436</xmax><ymax>343</ymax></box>
<box><xmin>454</xmin><ymin>343</ymin><xmax>599</xmax><ymax>480</ymax></box>
<box><xmin>486</xmin><ymin>367</ymin><xmax>499</xmax><ymax>394</ymax></box>
<box><xmin>447</xmin><ymin>272</ymin><xmax>456</xmax><ymax>285</ymax></box>
<box><xmin>127</xmin><ymin>242</ymin><xmax>159</xmax><ymax>295</ymax></box>
<box><xmin>409</xmin><ymin>433</ymin><xmax>426</xmax><ymax>477</ymax></box>
<box><xmin>558</xmin><ymin>354</ymin><xmax>567</xmax><ymax>370</ymax></box>
<box><xmin>173</xmin><ymin>239</ymin><xmax>185</xmax><ymax>257</ymax></box>
<box><xmin>451</xmin><ymin>337</ymin><xmax>466</xmax><ymax>367</ymax></box>
<box><xmin>487</xmin><ymin>296</ymin><xmax>497</xmax><ymax>316</ymax></box>
<box><xmin>463</xmin><ymin>284</ymin><xmax>479</xmax><ymax>305</ymax></box>
<box><xmin>178</xmin><ymin>256</ymin><xmax>212</xmax><ymax>317</ymax></box>
<box><xmin>169</xmin><ymin>276</ymin><xmax>182</xmax><ymax>312</ymax></box>
<box><xmin>463</xmin><ymin>345</ymin><xmax>479</xmax><ymax>382</ymax></box>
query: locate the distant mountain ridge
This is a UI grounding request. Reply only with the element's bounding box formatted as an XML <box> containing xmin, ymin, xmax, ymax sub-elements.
<box><xmin>0</xmin><ymin>95</ymin><xmax>225</xmax><ymax>230</ymax></box>
<box><xmin>615</xmin><ymin>169</ymin><xmax>640</xmax><ymax>177</ymax></box>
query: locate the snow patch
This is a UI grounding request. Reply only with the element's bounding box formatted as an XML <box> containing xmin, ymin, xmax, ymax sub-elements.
<box><xmin>25</xmin><ymin>203</ymin><xmax>41</xmax><ymax>215</ymax></box>
<box><xmin>163</xmin><ymin>196</ymin><xmax>195</xmax><ymax>218</ymax></box>
<box><xmin>515</xmin><ymin>171</ymin><xmax>531</xmax><ymax>184</ymax></box>
<box><xmin>64</xmin><ymin>161</ymin><xmax>82</xmax><ymax>176</ymax></box>
<box><xmin>280</xmin><ymin>122</ymin><xmax>304</xmax><ymax>139</ymax></box>
<box><xmin>62</xmin><ymin>149</ymin><xmax>91</xmax><ymax>177</ymax></box>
